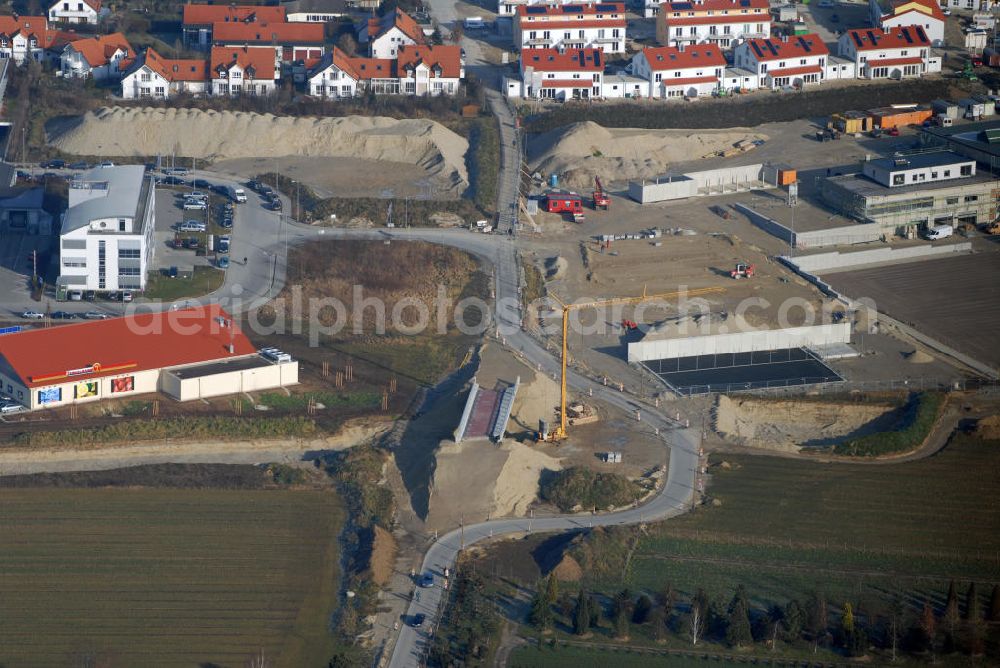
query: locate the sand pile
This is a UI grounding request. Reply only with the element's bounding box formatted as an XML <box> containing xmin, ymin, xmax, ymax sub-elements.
<box><xmin>493</xmin><ymin>441</ymin><xmax>562</xmax><ymax>517</ymax></box>
<box><xmin>370</xmin><ymin>526</ymin><xmax>397</xmax><ymax>586</ymax></box>
<box><xmin>426</xmin><ymin>439</ymin><xmax>510</xmax><ymax>530</ymax></box>
<box><xmin>48</xmin><ymin>106</ymin><xmax>469</xmax><ymax>190</ymax></box>
<box><xmin>714</xmin><ymin>395</ymin><xmax>899</xmax><ymax>450</ymax></box>
<box><xmin>907</xmin><ymin>350</ymin><xmax>934</xmax><ymax>364</ymax></box>
<box><xmin>528</xmin><ymin>121</ymin><xmax>768</xmax><ymax>190</ymax></box>
<box><xmin>974</xmin><ymin>415</ymin><xmax>1000</xmax><ymax>440</ymax></box>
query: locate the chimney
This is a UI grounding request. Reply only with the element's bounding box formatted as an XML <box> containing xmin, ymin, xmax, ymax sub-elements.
<box><xmin>678</xmin><ymin>42</ymin><xmax>685</xmax><ymax>52</ymax></box>
<box><xmin>227</xmin><ymin>344</ymin><xmax>235</xmax><ymax>354</ymax></box>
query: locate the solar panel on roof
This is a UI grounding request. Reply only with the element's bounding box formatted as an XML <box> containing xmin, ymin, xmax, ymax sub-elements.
<box><xmin>526</xmin><ymin>6</ymin><xmax>546</xmax><ymax>13</ymax></box>
<box><xmin>984</xmin><ymin>129</ymin><xmax>1000</xmax><ymax>144</ymax></box>
<box><xmin>595</xmin><ymin>3</ymin><xmax>618</xmax><ymax>10</ymax></box>
<box><xmin>739</xmin><ymin>0</ymin><xmax>750</xmax><ymax>5</ymax></box>
<box><xmin>562</xmin><ymin>4</ymin><xmax>584</xmax><ymax>12</ymax></box>
<box><xmin>672</xmin><ymin>2</ymin><xmax>692</xmax><ymax>9</ymax></box>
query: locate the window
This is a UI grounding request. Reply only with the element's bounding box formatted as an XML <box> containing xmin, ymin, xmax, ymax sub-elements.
<box><xmin>931</xmin><ymin>172</ymin><xmax>938</xmax><ymax>179</ymax></box>
<box><xmin>946</xmin><ymin>197</ymin><xmax>959</xmax><ymax>205</ymax></box>
<box><xmin>654</xmin><ymin>72</ymin><xmax>662</xmax><ymax>81</ymax></box>
<box><xmin>960</xmin><ymin>165</ymin><xmax>972</xmax><ymax>176</ymax></box>
<box><xmin>893</xmin><ymin>174</ymin><xmax>905</xmax><ymax>185</ymax></box>
<box><xmin>118</xmin><ymin>267</ymin><xmax>141</xmax><ymax>277</ymax></box>
<box><xmin>118</xmin><ymin>248</ymin><xmax>140</xmax><ymax>259</ymax></box>
<box><xmin>964</xmin><ymin>195</ymin><xmax>978</xmax><ymax>203</ymax></box>
<box><xmin>155</xmin><ymin>86</ymin><xmax>164</xmax><ymax>97</ymax></box>
<box><xmin>140</xmin><ymin>72</ymin><xmax>150</xmax><ymax>82</ymax></box>
<box><xmin>944</xmin><ymin>170</ymin><xmax>950</xmax><ymax>177</ymax></box>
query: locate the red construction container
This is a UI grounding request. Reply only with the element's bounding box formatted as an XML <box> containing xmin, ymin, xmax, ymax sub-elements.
<box><xmin>777</xmin><ymin>168</ymin><xmax>797</xmax><ymax>186</ymax></box>
<box><xmin>869</xmin><ymin>106</ymin><xmax>933</xmax><ymax>129</ymax></box>
<box><xmin>544</xmin><ymin>192</ymin><xmax>583</xmax><ymax>214</ymax></box>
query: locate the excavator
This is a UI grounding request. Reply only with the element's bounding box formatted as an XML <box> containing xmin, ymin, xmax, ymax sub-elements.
<box><xmin>592</xmin><ymin>176</ymin><xmax>610</xmax><ymax>210</ymax></box>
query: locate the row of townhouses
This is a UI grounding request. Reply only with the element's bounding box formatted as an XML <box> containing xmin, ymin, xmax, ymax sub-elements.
<box><xmin>506</xmin><ymin>25</ymin><xmax>940</xmax><ymax>99</ymax></box>
<box><xmin>0</xmin><ymin>5</ymin><xmax>464</xmax><ymax>99</ymax></box>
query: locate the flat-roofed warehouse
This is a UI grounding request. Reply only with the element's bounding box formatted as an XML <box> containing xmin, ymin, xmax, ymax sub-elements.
<box><xmin>0</xmin><ymin>305</ymin><xmax>297</xmax><ymax>410</ymax></box>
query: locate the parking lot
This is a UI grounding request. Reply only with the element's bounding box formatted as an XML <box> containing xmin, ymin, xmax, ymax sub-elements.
<box><xmin>151</xmin><ymin>185</ymin><xmax>234</xmax><ymax>275</ymax></box>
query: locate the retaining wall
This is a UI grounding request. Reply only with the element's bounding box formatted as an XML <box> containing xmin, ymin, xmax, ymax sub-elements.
<box><xmin>788</xmin><ymin>242</ymin><xmax>973</xmax><ymax>273</ymax></box>
<box><xmin>627</xmin><ymin>323</ymin><xmax>852</xmax><ymax>362</ymax></box>
<box><xmin>629</xmin><ymin>164</ymin><xmax>770</xmax><ymax>204</ymax></box>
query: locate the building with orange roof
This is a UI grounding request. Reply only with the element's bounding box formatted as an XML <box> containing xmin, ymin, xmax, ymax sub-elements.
<box><xmin>121</xmin><ymin>47</ymin><xmax>209</xmax><ymax>99</ymax></box>
<box><xmin>182</xmin><ymin>3</ymin><xmax>287</xmax><ymax>48</ymax></box>
<box><xmin>838</xmin><ymin>26</ymin><xmax>940</xmax><ymax>79</ymax></box>
<box><xmin>869</xmin><ymin>0</ymin><xmax>945</xmax><ymax>45</ymax></box>
<box><xmin>210</xmin><ymin>45</ymin><xmax>278</xmax><ymax>96</ymax></box>
<box><xmin>631</xmin><ymin>44</ymin><xmax>726</xmax><ymax>98</ymax></box>
<box><xmin>59</xmin><ymin>31</ymin><xmax>132</xmax><ymax>79</ymax></box>
<box><xmin>734</xmin><ymin>34</ymin><xmax>830</xmax><ymax>89</ymax></box>
<box><xmin>515</xmin><ymin>3</ymin><xmax>626</xmax><ymax>54</ymax></box>
<box><xmin>307</xmin><ymin>47</ymin><xmax>362</xmax><ymax>97</ymax></box>
<box><xmin>397</xmin><ymin>44</ymin><xmax>463</xmax><ymax>95</ymax></box>
<box><xmin>211</xmin><ymin>20</ymin><xmax>325</xmax><ymax>68</ymax></box>
<box><xmin>0</xmin><ymin>15</ymin><xmax>52</xmax><ymax>64</ymax></box>
<box><xmin>47</xmin><ymin>0</ymin><xmax>105</xmax><ymax>25</ymax></box>
<box><xmin>357</xmin><ymin>8</ymin><xmax>428</xmax><ymax>59</ymax></box>
<box><xmin>0</xmin><ymin>304</ymin><xmax>298</xmax><ymax>410</ymax></box>
<box><xmin>506</xmin><ymin>47</ymin><xmax>605</xmax><ymax>100</ymax></box>
<box><xmin>655</xmin><ymin>0</ymin><xmax>770</xmax><ymax>45</ymax></box>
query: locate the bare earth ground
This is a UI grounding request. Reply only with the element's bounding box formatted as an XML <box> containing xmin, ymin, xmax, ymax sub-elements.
<box><xmin>823</xmin><ymin>250</ymin><xmax>1000</xmax><ymax>371</ymax></box>
<box><xmin>713</xmin><ymin>394</ymin><xmax>903</xmax><ymax>451</ymax></box>
<box><xmin>211</xmin><ymin>156</ymin><xmax>454</xmax><ymax>201</ymax></box>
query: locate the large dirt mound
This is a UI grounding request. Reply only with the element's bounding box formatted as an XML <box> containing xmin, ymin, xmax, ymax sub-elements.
<box><xmin>714</xmin><ymin>395</ymin><xmax>900</xmax><ymax>450</ymax></box>
<box><xmin>48</xmin><ymin>106</ymin><xmax>469</xmax><ymax>189</ymax></box>
<box><xmin>527</xmin><ymin>121</ymin><xmax>767</xmax><ymax>190</ymax></box>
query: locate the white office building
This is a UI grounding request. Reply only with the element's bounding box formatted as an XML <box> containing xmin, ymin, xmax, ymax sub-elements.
<box><xmin>57</xmin><ymin>166</ymin><xmax>155</xmax><ymax>295</ymax></box>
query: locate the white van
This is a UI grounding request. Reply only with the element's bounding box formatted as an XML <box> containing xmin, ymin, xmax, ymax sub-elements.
<box><xmin>924</xmin><ymin>224</ymin><xmax>954</xmax><ymax>240</ymax></box>
<box><xmin>233</xmin><ymin>188</ymin><xmax>247</xmax><ymax>203</ymax></box>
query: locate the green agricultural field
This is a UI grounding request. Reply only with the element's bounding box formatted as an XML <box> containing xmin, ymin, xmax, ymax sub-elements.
<box><xmin>0</xmin><ymin>487</ymin><xmax>345</xmax><ymax>667</ymax></box>
<box><xmin>621</xmin><ymin>434</ymin><xmax>1000</xmax><ymax>607</ymax></box>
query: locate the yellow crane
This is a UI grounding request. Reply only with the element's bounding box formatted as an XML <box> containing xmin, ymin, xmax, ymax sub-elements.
<box><xmin>546</xmin><ymin>285</ymin><xmax>725</xmax><ymax>441</ymax></box>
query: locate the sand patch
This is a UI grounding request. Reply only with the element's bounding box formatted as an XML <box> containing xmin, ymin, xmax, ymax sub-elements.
<box><xmin>974</xmin><ymin>415</ymin><xmax>1000</xmax><ymax>440</ymax></box>
<box><xmin>48</xmin><ymin>107</ymin><xmax>469</xmax><ymax>194</ymax></box>
<box><xmin>528</xmin><ymin>121</ymin><xmax>768</xmax><ymax>190</ymax></box>
<box><xmin>551</xmin><ymin>554</ymin><xmax>583</xmax><ymax>582</ymax></box>
<box><xmin>493</xmin><ymin>440</ymin><xmax>562</xmax><ymax>517</ymax></box>
<box><xmin>370</xmin><ymin>526</ymin><xmax>397</xmax><ymax>586</ymax></box>
<box><xmin>714</xmin><ymin>395</ymin><xmax>900</xmax><ymax>450</ymax></box>
<box><xmin>425</xmin><ymin>438</ymin><xmax>510</xmax><ymax>530</ymax></box>
<box><xmin>907</xmin><ymin>350</ymin><xmax>935</xmax><ymax>364</ymax></box>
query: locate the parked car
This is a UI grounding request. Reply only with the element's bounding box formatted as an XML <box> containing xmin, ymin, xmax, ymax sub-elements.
<box><xmin>185</xmin><ymin>190</ymin><xmax>208</xmax><ymax>201</ymax></box>
<box><xmin>168</xmin><ymin>266</ymin><xmax>179</xmax><ymax>278</ymax></box>
<box><xmin>219</xmin><ymin>219</ymin><xmax>233</xmax><ymax>229</ymax></box>
<box><xmin>160</xmin><ymin>176</ymin><xmax>188</xmax><ymax>186</ymax></box>
<box><xmin>16</xmin><ymin>170</ymin><xmax>30</xmax><ymax>180</ymax></box>
<box><xmin>419</xmin><ymin>573</ymin><xmax>434</xmax><ymax>588</ymax></box>
<box><xmin>184</xmin><ymin>237</ymin><xmax>199</xmax><ymax>249</ymax></box>
<box><xmin>83</xmin><ymin>290</ymin><xmax>95</xmax><ymax>300</ymax></box>
<box><xmin>68</xmin><ymin>161</ymin><xmax>89</xmax><ymax>170</ymax></box>
<box><xmin>119</xmin><ymin>291</ymin><xmax>133</xmax><ymax>303</ymax></box>
<box><xmin>99</xmin><ymin>160</ymin><xmax>114</xmax><ymax>167</ymax></box>
<box><xmin>50</xmin><ymin>311</ymin><xmax>76</xmax><ymax>319</ymax></box>
<box><xmin>164</xmin><ymin>167</ymin><xmax>190</xmax><ymax>176</ymax></box>
<box><xmin>20</xmin><ymin>310</ymin><xmax>44</xmax><ymax>319</ymax></box>
<box><xmin>83</xmin><ymin>311</ymin><xmax>110</xmax><ymax>320</ymax></box>
<box><xmin>410</xmin><ymin>613</ymin><xmax>426</xmax><ymax>629</ymax></box>
<box><xmin>183</xmin><ymin>200</ymin><xmax>207</xmax><ymax>211</ymax></box>
<box><xmin>0</xmin><ymin>401</ymin><xmax>26</xmax><ymax>414</ymax></box>
<box><xmin>41</xmin><ymin>159</ymin><xmax>66</xmax><ymax>169</ymax></box>
<box><xmin>178</xmin><ymin>221</ymin><xmax>207</xmax><ymax>232</ymax></box>
<box><xmin>193</xmin><ymin>178</ymin><xmax>211</xmax><ymax>189</ymax></box>
<box><xmin>217</xmin><ymin>255</ymin><xmax>230</xmax><ymax>269</ymax></box>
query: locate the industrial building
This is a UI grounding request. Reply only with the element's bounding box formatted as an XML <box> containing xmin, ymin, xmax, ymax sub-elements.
<box><xmin>819</xmin><ymin>151</ymin><xmax>999</xmax><ymax>235</ymax></box>
<box><xmin>56</xmin><ymin>165</ymin><xmax>155</xmax><ymax>296</ymax></box>
<box><xmin>0</xmin><ymin>305</ymin><xmax>297</xmax><ymax>411</ymax></box>
<box><xmin>919</xmin><ymin>119</ymin><xmax>1000</xmax><ymax>173</ymax></box>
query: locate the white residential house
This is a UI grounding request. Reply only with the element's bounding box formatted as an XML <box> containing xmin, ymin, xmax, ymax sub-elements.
<box><xmin>57</xmin><ymin>166</ymin><xmax>155</xmax><ymax>295</ymax></box>
<box><xmin>505</xmin><ymin>47</ymin><xmax>604</xmax><ymax>100</ymax></box>
<box><xmin>515</xmin><ymin>3</ymin><xmax>627</xmax><ymax>54</ymax></box>
<box><xmin>869</xmin><ymin>0</ymin><xmax>945</xmax><ymax>46</ymax></box>
<box><xmin>631</xmin><ymin>44</ymin><xmax>726</xmax><ymax>98</ymax></box>
<box><xmin>838</xmin><ymin>26</ymin><xmax>940</xmax><ymax>80</ymax></box>
<box><xmin>357</xmin><ymin>8</ymin><xmax>427</xmax><ymax>59</ymax></box>
<box><xmin>60</xmin><ymin>32</ymin><xmax>132</xmax><ymax>80</ymax></box>
<box><xmin>497</xmin><ymin>0</ymin><xmax>579</xmax><ymax>17</ymax></box>
<box><xmin>397</xmin><ymin>45</ymin><xmax>463</xmax><ymax>96</ymax></box>
<box><xmin>121</xmin><ymin>48</ymin><xmax>208</xmax><ymax>100</ymax></box>
<box><xmin>210</xmin><ymin>45</ymin><xmax>278</xmax><ymax>97</ymax></box>
<box><xmin>733</xmin><ymin>34</ymin><xmax>830</xmax><ymax>89</ymax></box>
<box><xmin>307</xmin><ymin>48</ymin><xmax>361</xmax><ymax>98</ymax></box>
<box><xmin>655</xmin><ymin>0</ymin><xmax>771</xmax><ymax>46</ymax></box>
<box><xmin>939</xmin><ymin>0</ymin><xmax>990</xmax><ymax>12</ymax></box>
<box><xmin>48</xmin><ymin>0</ymin><xmax>104</xmax><ymax>24</ymax></box>
<box><xmin>0</xmin><ymin>15</ymin><xmax>49</xmax><ymax>64</ymax></box>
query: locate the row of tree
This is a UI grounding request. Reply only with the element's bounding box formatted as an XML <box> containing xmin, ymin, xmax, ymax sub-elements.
<box><xmin>528</xmin><ymin>576</ymin><xmax>1000</xmax><ymax>660</ymax></box>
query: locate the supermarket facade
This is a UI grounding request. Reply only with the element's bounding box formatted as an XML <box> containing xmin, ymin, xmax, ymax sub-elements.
<box><xmin>0</xmin><ymin>305</ymin><xmax>297</xmax><ymax>410</ymax></box>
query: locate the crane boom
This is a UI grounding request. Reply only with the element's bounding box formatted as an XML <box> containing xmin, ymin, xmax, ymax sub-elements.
<box><xmin>553</xmin><ymin>285</ymin><xmax>725</xmax><ymax>440</ymax></box>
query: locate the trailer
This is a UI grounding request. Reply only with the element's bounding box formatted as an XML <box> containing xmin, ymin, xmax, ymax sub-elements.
<box><xmin>544</xmin><ymin>192</ymin><xmax>584</xmax><ymax>216</ymax></box>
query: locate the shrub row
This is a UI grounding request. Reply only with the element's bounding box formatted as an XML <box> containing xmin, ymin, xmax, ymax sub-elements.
<box><xmin>468</xmin><ymin>116</ymin><xmax>500</xmax><ymax>214</ymax></box>
<box><xmin>12</xmin><ymin>416</ymin><xmax>317</xmax><ymax>447</ymax></box>
<box><xmin>833</xmin><ymin>392</ymin><xmax>943</xmax><ymax>457</ymax></box>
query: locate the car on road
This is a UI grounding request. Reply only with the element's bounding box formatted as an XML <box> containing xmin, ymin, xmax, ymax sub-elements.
<box><xmin>50</xmin><ymin>311</ymin><xmax>76</xmax><ymax>319</ymax></box>
<box><xmin>217</xmin><ymin>255</ymin><xmax>230</xmax><ymax>269</ymax></box>
<box><xmin>20</xmin><ymin>310</ymin><xmax>44</xmax><ymax>319</ymax></box>
<box><xmin>410</xmin><ymin>613</ymin><xmax>426</xmax><ymax>629</ymax></box>
<box><xmin>83</xmin><ymin>311</ymin><xmax>110</xmax><ymax>320</ymax></box>
<box><xmin>419</xmin><ymin>572</ymin><xmax>434</xmax><ymax>588</ymax></box>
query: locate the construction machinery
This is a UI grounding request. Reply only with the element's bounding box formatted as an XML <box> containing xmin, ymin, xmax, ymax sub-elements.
<box><xmin>730</xmin><ymin>263</ymin><xmax>756</xmax><ymax>279</ymax></box>
<box><xmin>543</xmin><ymin>285</ymin><xmax>725</xmax><ymax>442</ymax></box>
<box><xmin>593</xmin><ymin>176</ymin><xmax>610</xmax><ymax>210</ymax></box>
<box><xmin>621</xmin><ymin>319</ymin><xmax>638</xmax><ymax>331</ymax></box>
